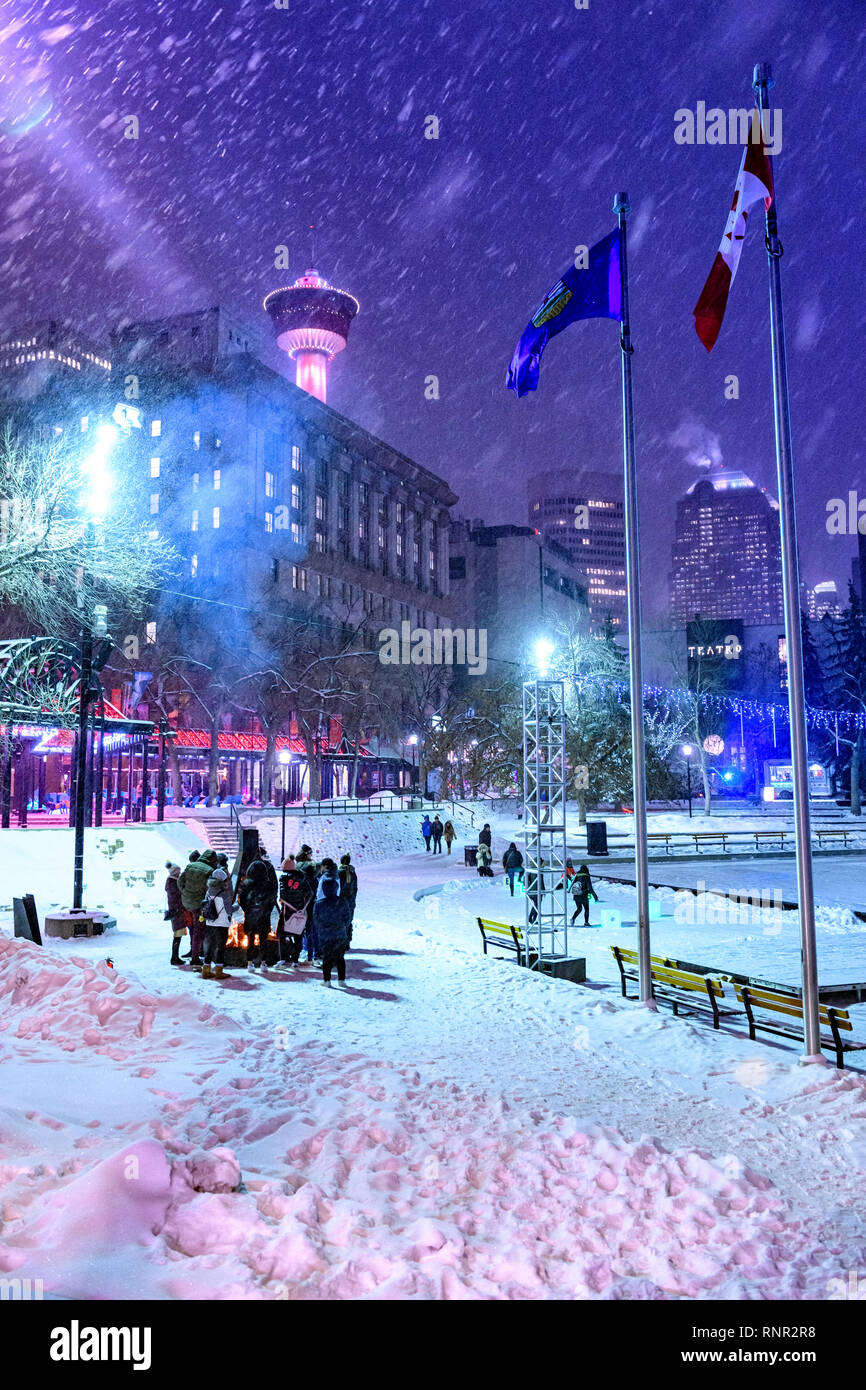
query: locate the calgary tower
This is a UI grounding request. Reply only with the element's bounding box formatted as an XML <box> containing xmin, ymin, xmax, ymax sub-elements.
<box><xmin>263</xmin><ymin>259</ymin><xmax>359</xmax><ymax>404</ymax></box>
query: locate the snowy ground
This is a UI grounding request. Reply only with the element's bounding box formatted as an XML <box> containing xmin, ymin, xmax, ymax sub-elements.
<box><xmin>2</xmin><ymin>826</ymin><xmax>866</xmax><ymax>1300</ymax></box>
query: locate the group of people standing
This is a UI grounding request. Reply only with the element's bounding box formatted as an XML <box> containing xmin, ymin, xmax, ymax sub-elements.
<box><xmin>420</xmin><ymin>814</ymin><xmax>457</xmax><ymax>854</ymax></box>
<box><xmin>164</xmin><ymin>842</ymin><xmax>359</xmax><ymax>989</ymax></box>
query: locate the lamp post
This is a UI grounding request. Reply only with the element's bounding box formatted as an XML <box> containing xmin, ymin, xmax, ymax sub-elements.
<box><xmin>72</xmin><ymin>425</ymin><xmax>116</xmax><ymax>911</ymax></box>
<box><xmin>278</xmin><ymin>748</ymin><xmax>291</xmax><ymax>861</ymax></box>
<box><xmin>681</xmin><ymin>743</ymin><xmax>695</xmax><ymax>820</ymax></box>
<box><xmin>407</xmin><ymin>734</ymin><xmax>418</xmax><ymax>794</ymax></box>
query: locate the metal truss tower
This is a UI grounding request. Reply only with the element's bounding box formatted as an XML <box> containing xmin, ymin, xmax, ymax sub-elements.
<box><xmin>522</xmin><ymin>678</ymin><xmax>569</xmax><ymax>969</ymax></box>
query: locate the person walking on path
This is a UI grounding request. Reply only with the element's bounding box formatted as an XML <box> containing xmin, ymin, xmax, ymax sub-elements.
<box><xmin>421</xmin><ymin>815</ymin><xmax>433</xmax><ymax>852</ymax></box>
<box><xmin>164</xmin><ymin>864</ymin><xmax>187</xmax><ymax>966</ymax></box>
<box><xmin>479</xmin><ymin>823</ymin><xmax>492</xmax><ymax>849</ymax></box>
<box><xmin>571</xmin><ymin>862</ymin><xmax>599</xmax><ymax>927</ymax></box>
<box><xmin>476</xmin><ymin>841</ymin><xmax>493</xmax><ymax>877</ymax></box>
<box><xmin>314</xmin><ymin>877</ymin><xmax>352</xmax><ymax>989</ymax></box>
<box><xmin>525</xmin><ymin>863</ymin><xmax>545</xmax><ymax>924</ymax></box>
<box><xmin>502</xmin><ymin>843</ymin><xmax>524</xmax><ymax>896</ymax></box>
<box><xmin>443</xmin><ymin>819</ymin><xmax>456</xmax><ymax>854</ymax></box>
<box><xmin>178</xmin><ymin>847</ymin><xmax>218</xmax><ymax>971</ymax></box>
<box><xmin>338</xmin><ymin>853</ymin><xmax>358</xmax><ymax>944</ymax></box>
<box><xmin>431</xmin><ymin>815</ymin><xmax>444</xmax><ymax>854</ymax></box>
<box><xmin>238</xmin><ymin>859</ymin><xmax>277</xmax><ymax>971</ymax></box>
<box><xmin>201</xmin><ymin>867</ymin><xmax>233</xmax><ymax>979</ymax></box>
<box><xmin>296</xmin><ymin>845</ymin><xmax>320</xmax><ymax>964</ymax></box>
<box><xmin>276</xmin><ymin>855</ymin><xmax>310</xmax><ymax>968</ymax></box>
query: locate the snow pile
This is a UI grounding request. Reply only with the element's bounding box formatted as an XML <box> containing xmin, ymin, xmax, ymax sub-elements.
<box><xmin>0</xmin><ymin>937</ymin><xmax>239</xmax><ymax>1057</ymax></box>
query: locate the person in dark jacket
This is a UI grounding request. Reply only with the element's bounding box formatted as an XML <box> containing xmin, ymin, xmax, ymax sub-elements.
<box><xmin>525</xmin><ymin>864</ymin><xmax>545</xmax><ymax>924</ymax></box>
<box><xmin>178</xmin><ymin>847</ymin><xmax>218</xmax><ymax>970</ymax></box>
<box><xmin>338</xmin><ymin>853</ymin><xmax>358</xmax><ymax>944</ymax></box>
<box><xmin>314</xmin><ymin>877</ymin><xmax>351</xmax><ymax>988</ymax></box>
<box><xmin>254</xmin><ymin>846</ymin><xmax>279</xmax><ymax>899</ymax></box>
<box><xmin>296</xmin><ymin>845</ymin><xmax>320</xmax><ymax>964</ymax></box>
<box><xmin>571</xmin><ymin>862</ymin><xmax>599</xmax><ymax>926</ymax></box>
<box><xmin>238</xmin><ymin>859</ymin><xmax>277</xmax><ymax>971</ymax></box>
<box><xmin>276</xmin><ymin>855</ymin><xmax>310</xmax><ymax>967</ymax></box>
<box><xmin>164</xmin><ymin>863</ymin><xmax>186</xmax><ymax>965</ymax></box>
<box><xmin>431</xmin><ymin>815</ymin><xmax>444</xmax><ymax>854</ymax></box>
<box><xmin>421</xmin><ymin>815</ymin><xmax>432</xmax><ymax>851</ymax></box>
<box><xmin>502</xmin><ymin>843</ymin><xmax>524</xmax><ymax>896</ymax></box>
<box><xmin>479</xmin><ymin>823</ymin><xmax>492</xmax><ymax>849</ymax></box>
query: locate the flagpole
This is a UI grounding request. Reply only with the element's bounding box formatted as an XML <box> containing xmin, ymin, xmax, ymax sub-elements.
<box><xmin>753</xmin><ymin>62</ymin><xmax>821</xmax><ymax>1060</ymax></box>
<box><xmin>613</xmin><ymin>191</ymin><xmax>652</xmax><ymax>1003</ymax></box>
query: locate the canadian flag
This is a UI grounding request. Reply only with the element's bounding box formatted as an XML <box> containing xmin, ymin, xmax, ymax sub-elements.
<box><xmin>693</xmin><ymin>132</ymin><xmax>774</xmax><ymax>351</ymax></box>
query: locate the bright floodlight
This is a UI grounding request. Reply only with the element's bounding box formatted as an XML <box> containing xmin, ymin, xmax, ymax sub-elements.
<box><xmin>533</xmin><ymin>637</ymin><xmax>555</xmax><ymax>675</ymax></box>
<box><xmin>81</xmin><ymin>421</ymin><xmax>118</xmax><ymax>517</ymax></box>
<box><xmin>681</xmin><ymin>743</ymin><xmax>695</xmax><ymax>757</ymax></box>
<box><xmin>278</xmin><ymin>749</ymin><xmax>292</xmax><ymax>765</ymax></box>
<box><xmin>407</xmin><ymin>734</ymin><xmax>418</xmax><ymax>746</ymax></box>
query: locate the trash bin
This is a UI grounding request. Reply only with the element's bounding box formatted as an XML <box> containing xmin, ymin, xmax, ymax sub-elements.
<box><xmin>586</xmin><ymin>821</ymin><xmax>608</xmax><ymax>856</ymax></box>
<box><xmin>464</xmin><ymin>845</ymin><xmax>478</xmax><ymax>868</ymax></box>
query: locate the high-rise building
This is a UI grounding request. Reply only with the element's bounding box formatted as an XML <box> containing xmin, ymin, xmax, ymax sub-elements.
<box><xmin>669</xmin><ymin>469</ymin><xmax>783</xmax><ymax>624</ymax></box>
<box><xmin>527</xmin><ymin>468</ymin><xmax>626</xmax><ymax>632</ymax></box>
<box><xmin>449</xmin><ymin>520</ymin><xmax>589</xmax><ymax>670</ymax></box>
<box><xmin>804</xmin><ymin>580</ymin><xmax>840</xmax><ymax>620</ymax></box>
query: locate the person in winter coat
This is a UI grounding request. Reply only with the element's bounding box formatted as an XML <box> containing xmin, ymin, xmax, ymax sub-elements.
<box><xmin>201</xmin><ymin>867</ymin><xmax>233</xmax><ymax>979</ymax></box>
<box><xmin>502</xmin><ymin>843</ymin><xmax>524</xmax><ymax>896</ymax></box>
<box><xmin>525</xmin><ymin>865</ymin><xmax>545</xmax><ymax>924</ymax></box>
<box><xmin>276</xmin><ymin>856</ymin><xmax>311</xmax><ymax>967</ymax></box>
<box><xmin>571</xmin><ymin>862</ymin><xmax>599</xmax><ymax>926</ymax></box>
<box><xmin>296</xmin><ymin>846</ymin><xmax>320</xmax><ymax>964</ymax></box>
<box><xmin>178</xmin><ymin>847</ymin><xmax>218</xmax><ymax>970</ymax></box>
<box><xmin>338</xmin><ymin>853</ymin><xmax>358</xmax><ymax>943</ymax></box>
<box><xmin>238</xmin><ymin>859</ymin><xmax>277</xmax><ymax>971</ymax></box>
<box><xmin>421</xmin><ymin>815</ymin><xmax>433</xmax><ymax>851</ymax></box>
<box><xmin>314</xmin><ymin>877</ymin><xmax>352</xmax><ymax>988</ymax></box>
<box><xmin>443</xmin><ymin>820</ymin><xmax>456</xmax><ymax>854</ymax></box>
<box><xmin>315</xmin><ymin>858</ymin><xmax>340</xmax><ymax>901</ymax></box>
<box><xmin>215</xmin><ymin>853</ymin><xmax>235</xmax><ymax>910</ymax></box>
<box><xmin>164</xmin><ymin>863</ymin><xmax>187</xmax><ymax>965</ymax></box>
<box><xmin>431</xmin><ymin>815</ymin><xmax>444</xmax><ymax>854</ymax></box>
<box><xmin>476</xmin><ymin>841</ymin><xmax>493</xmax><ymax>877</ymax></box>
<box><xmin>479</xmin><ymin>823</ymin><xmax>492</xmax><ymax>849</ymax></box>
<box><xmin>254</xmin><ymin>846</ymin><xmax>279</xmax><ymax>900</ymax></box>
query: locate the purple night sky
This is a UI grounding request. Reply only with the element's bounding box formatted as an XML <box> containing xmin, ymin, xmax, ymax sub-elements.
<box><xmin>2</xmin><ymin>0</ymin><xmax>864</xmax><ymax>617</ymax></box>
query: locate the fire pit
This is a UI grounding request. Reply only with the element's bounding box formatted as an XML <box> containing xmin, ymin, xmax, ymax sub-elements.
<box><xmin>224</xmin><ymin>922</ymin><xmax>281</xmax><ymax>968</ymax></box>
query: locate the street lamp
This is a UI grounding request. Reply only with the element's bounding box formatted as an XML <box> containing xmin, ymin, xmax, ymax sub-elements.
<box><xmin>407</xmin><ymin>734</ymin><xmax>418</xmax><ymax>793</ymax></box>
<box><xmin>73</xmin><ymin>425</ymin><xmax>117</xmax><ymax>910</ymax></box>
<box><xmin>278</xmin><ymin>748</ymin><xmax>292</xmax><ymax>861</ymax></box>
<box><xmin>533</xmin><ymin>637</ymin><xmax>555</xmax><ymax>678</ymax></box>
<box><xmin>681</xmin><ymin>743</ymin><xmax>695</xmax><ymax>819</ymax></box>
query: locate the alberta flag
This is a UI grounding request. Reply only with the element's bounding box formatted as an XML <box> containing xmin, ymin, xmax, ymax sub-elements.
<box><xmin>506</xmin><ymin>229</ymin><xmax>622</xmax><ymax>397</ymax></box>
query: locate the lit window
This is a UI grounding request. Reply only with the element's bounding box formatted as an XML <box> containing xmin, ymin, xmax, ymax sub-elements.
<box><xmin>265</xmin><ymin>511</ymin><xmax>274</xmax><ymax>533</ymax></box>
<box><xmin>192</xmin><ymin>473</ymin><xmax>199</xmax><ymax>491</ymax></box>
<box><xmin>213</xmin><ymin>507</ymin><xmax>220</xmax><ymax>529</ymax></box>
<box><xmin>146</xmin><ymin>621</ymin><xmax>157</xmax><ymax>645</ymax></box>
<box><xmin>150</xmin><ymin>493</ymin><xmax>159</xmax><ymax>514</ymax></box>
<box><xmin>151</xmin><ymin>420</ymin><xmax>161</xmax><ymax>437</ymax></box>
<box><xmin>291</xmin><ymin>483</ymin><xmax>301</xmax><ymax>510</ymax></box>
<box><xmin>193</xmin><ymin>430</ymin><xmax>200</xmax><ymax>450</ymax></box>
<box><xmin>147</xmin><ymin>528</ymin><xmax>159</xmax><ymax>539</ymax></box>
<box><xmin>292</xmin><ymin>565</ymin><xmax>307</xmax><ymax>591</ymax></box>
<box><xmin>191</xmin><ymin>554</ymin><xmax>198</xmax><ymax>577</ymax></box>
<box><xmin>291</xmin><ymin>445</ymin><xmax>302</xmax><ymax>471</ymax></box>
<box><xmin>291</xmin><ymin>522</ymin><xmax>302</xmax><ymax>545</ymax></box>
<box><xmin>191</xmin><ymin>510</ymin><xmax>199</xmax><ymax>532</ymax></box>
<box><xmin>150</xmin><ymin>458</ymin><xmax>160</xmax><ymax>478</ymax></box>
<box><xmin>265</xmin><ymin>470</ymin><xmax>275</xmax><ymax>498</ymax></box>
<box><xmin>80</xmin><ymin>416</ymin><xmax>89</xmax><ymax>432</ymax></box>
<box><xmin>213</xmin><ymin>468</ymin><xmax>221</xmax><ymax>491</ymax></box>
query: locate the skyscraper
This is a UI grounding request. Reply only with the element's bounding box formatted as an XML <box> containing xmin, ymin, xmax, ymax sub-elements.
<box><xmin>527</xmin><ymin>467</ymin><xmax>626</xmax><ymax>632</ymax></box>
<box><xmin>669</xmin><ymin>469</ymin><xmax>783</xmax><ymax>624</ymax></box>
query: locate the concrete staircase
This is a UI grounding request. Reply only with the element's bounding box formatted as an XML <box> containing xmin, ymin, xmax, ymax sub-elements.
<box><xmin>197</xmin><ymin>814</ymin><xmax>243</xmax><ymax>857</ymax></box>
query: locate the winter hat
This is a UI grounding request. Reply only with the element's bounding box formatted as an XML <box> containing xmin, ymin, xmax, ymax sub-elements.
<box><xmin>188</xmin><ymin>850</ymin><xmax>200</xmax><ymax>862</ymax></box>
<box><xmin>281</xmin><ymin>856</ymin><xmax>295</xmax><ymax>871</ymax></box>
<box><xmin>322</xmin><ymin>877</ymin><xmax>339</xmax><ymax>899</ymax></box>
<box><xmin>207</xmin><ymin>868</ymin><xmax>227</xmax><ymax>889</ymax></box>
<box><xmin>166</xmin><ymin>863</ymin><xmax>181</xmax><ymax>879</ymax></box>
<box><xmin>340</xmin><ymin>853</ymin><xmax>352</xmax><ymax>866</ymax></box>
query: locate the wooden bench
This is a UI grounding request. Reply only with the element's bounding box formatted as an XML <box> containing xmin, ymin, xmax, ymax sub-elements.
<box><xmin>815</xmin><ymin>829</ymin><xmax>852</xmax><ymax>850</ymax></box>
<box><xmin>647</xmin><ymin>833</ymin><xmax>675</xmax><ymax>853</ymax></box>
<box><xmin>734</xmin><ymin>983</ymin><xmax>862</xmax><ymax>1069</ymax></box>
<box><xmin>691</xmin><ymin>831</ymin><xmax>729</xmax><ymax>852</ymax></box>
<box><xmin>478</xmin><ymin>917</ymin><xmax>525</xmax><ymax>965</ymax></box>
<box><xmin>610</xmin><ymin>946</ymin><xmax>729</xmax><ymax>1029</ymax></box>
<box><xmin>752</xmin><ymin>829</ymin><xmax>787</xmax><ymax>850</ymax></box>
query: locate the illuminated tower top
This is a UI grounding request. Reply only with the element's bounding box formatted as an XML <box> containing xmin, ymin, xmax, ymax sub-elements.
<box><xmin>263</xmin><ymin>268</ymin><xmax>359</xmax><ymax>404</ymax></box>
